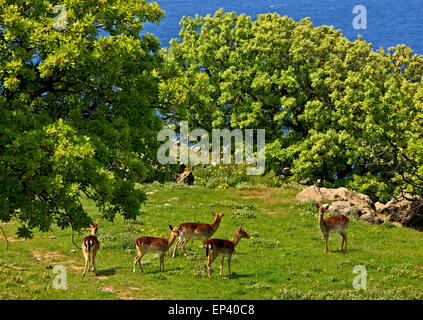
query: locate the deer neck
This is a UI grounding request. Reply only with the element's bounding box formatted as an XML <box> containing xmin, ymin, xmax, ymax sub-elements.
<box><xmin>318</xmin><ymin>212</ymin><xmax>326</xmax><ymax>229</ymax></box>
<box><xmin>211</xmin><ymin>217</ymin><xmax>221</xmax><ymax>231</ymax></box>
<box><xmin>232</xmin><ymin>232</ymin><xmax>242</xmax><ymax>247</ymax></box>
<box><xmin>167</xmin><ymin>233</ymin><xmax>177</xmax><ymax>248</ymax></box>
<box><xmin>91</xmin><ymin>230</ymin><xmax>97</xmax><ymax>237</ymax></box>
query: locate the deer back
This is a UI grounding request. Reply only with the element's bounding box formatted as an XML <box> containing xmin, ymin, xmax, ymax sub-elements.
<box><xmin>134</xmin><ymin>236</ymin><xmax>170</xmax><ymax>252</ymax></box>
<box><xmin>205</xmin><ymin>238</ymin><xmax>235</xmax><ymax>256</ymax></box>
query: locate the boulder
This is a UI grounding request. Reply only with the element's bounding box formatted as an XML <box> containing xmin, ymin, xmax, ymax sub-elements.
<box><xmin>296</xmin><ymin>186</ymin><xmax>382</xmax><ymax>224</ymax></box>
<box><xmin>376</xmin><ymin>193</ymin><xmax>423</xmax><ymax>228</ymax></box>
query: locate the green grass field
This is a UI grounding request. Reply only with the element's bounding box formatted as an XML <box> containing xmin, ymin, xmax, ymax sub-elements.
<box><xmin>1</xmin><ymin>183</ymin><xmax>423</xmax><ymax>300</ymax></box>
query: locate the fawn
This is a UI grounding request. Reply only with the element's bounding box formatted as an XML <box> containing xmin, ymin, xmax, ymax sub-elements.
<box><xmin>318</xmin><ymin>204</ymin><xmax>349</xmax><ymax>253</ymax></box>
<box><xmin>172</xmin><ymin>211</ymin><xmax>225</xmax><ymax>258</ymax></box>
<box><xmin>204</xmin><ymin>226</ymin><xmax>250</xmax><ymax>279</ymax></box>
<box><xmin>133</xmin><ymin>225</ymin><xmax>181</xmax><ymax>273</ymax></box>
<box><xmin>82</xmin><ymin>220</ymin><xmax>100</xmax><ymax>276</ymax></box>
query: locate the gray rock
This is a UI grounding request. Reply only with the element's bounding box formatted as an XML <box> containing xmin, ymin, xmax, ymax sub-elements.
<box><xmin>296</xmin><ymin>186</ymin><xmax>382</xmax><ymax>224</ymax></box>
<box><xmin>376</xmin><ymin>192</ymin><xmax>423</xmax><ymax>228</ymax></box>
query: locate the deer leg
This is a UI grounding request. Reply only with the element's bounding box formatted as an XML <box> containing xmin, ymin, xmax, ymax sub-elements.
<box><xmin>133</xmin><ymin>249</ymin><xmax>144</xmax><ymax>273</ymax></box>
<box><xmin>82</xmin><ymin>250</ymin><xmax>90</xmax><ymax>277</ymax></box>
<box><xmin>181</xmin><ymin>238</ymin><xmax>191</xmax><ymax>257</ymax></box>
<box><xmin>339</xmin><ymin>233</ymin><xmax>345</xmax><ymax>251</ymax></box>
<box><xmin>160</xmin><ymin>254</ymin><xmax>165</xmax><ymax>272</ymax></box>
<box><xmin>324</xmin><ymin>234</ymin><xmax>329</xmax><ymax>253</ymax></box>
<box><xmin>207</xmin><ymin>251</ymin><xmax>219</xmax><ymax>279</ymax></box>
<box><xmin>228</xmin><ymin>255</ymin><xmax>232</xmax><ymax>277</ymax></box>
<box><xmin>172</xmin><ymin>239</ymin><xmax>182</xmax><ymax>258</ymax></box>
<box><xmin>91</xmin><ymin>249</ymin><xmax>97</xmax><ymax>274</ymax></box>
<box><xmin>220</xmin><ymin>256</ymin><xmax>224</xmax><ymax>277</ymax></box>
<box><xmin>343</xmin><ymin>232</ymin><xmax>348</xmax><ymax>250</ymax></box>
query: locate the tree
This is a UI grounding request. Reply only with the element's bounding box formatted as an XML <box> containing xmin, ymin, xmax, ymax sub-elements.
<box><xmin>159</xmin><ymin>9</ymin><xmax>423</xmax><ymax>202</ymax></box>
<box><xmin>0</xmin><ymin>0</ymin><xmax>165</xmax><ymax>237</ymax></box>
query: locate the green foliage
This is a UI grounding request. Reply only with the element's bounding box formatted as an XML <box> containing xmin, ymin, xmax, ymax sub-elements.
<box><xmin>160</xmin><ymin>9</ymin><xmax>423</xmax><ymax>202</ymax></box>
<box><xmin>0</xmin><ymin>0</ymin><xmax>165</xmax><ymax>236</ymax></box>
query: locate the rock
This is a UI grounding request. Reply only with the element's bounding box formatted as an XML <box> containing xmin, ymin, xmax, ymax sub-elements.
<box><xmin>282</xmin><ymin>167</ymin><xmax>292</xmax><ymax>176</ymax></box>
<box><xmin>46</xmin><ymin>265</ymin><xmax>53</xmax><ymax>269</ymax></box>
<box><xmin>176</xmin><ymin>168</ymin><xmax>194</xmax><ymax>185</ymax></box>
<box><xmin>296</xmin><ymin>186</ymin><xmax>382</xmax><ymax>224</ymax></box>
<box><xmin>376</xmin><ymin>193</ymin><xmax>423</xmax><ymax>228</ymax></box>
<box><xmin>298</xmin><ymin>178</ymin><xmax>312</xmax><ymax>185</ymax></box>
<box><xmin>14</xmin><ymin>267</ymin><xmax>27</xmax><ymax>271</ymax></box>
<box><xmin>71</xmin><ymin>250</ymin><xmax>76</xmax><ymax>253</ymax></box>
<box><xmin>49</xmin><ymin>236</ymin><xmax>56</xmax><ymax>239</ymax></box>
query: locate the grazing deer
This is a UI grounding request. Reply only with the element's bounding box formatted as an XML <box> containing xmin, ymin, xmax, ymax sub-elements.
<box><xmin>204</xmin><ymin>226</ymin><xmax>250</xmax><ymax>279</ymax></box>
<box><xmin>172</xmin><ymin>212</ymin><xmax>224</xmax><ymax>258</ymax></box>
<box><xmin>318</xmin><ymin>204</ymin><xmax>349</xmax><ymax>253</ymax></box>
<box><xmin>133</xmin><ymin>225</ymin><xmax>181</xmax><ymax>273</ymax></box>
<box><xmin>82</xmin><ymin>220</ymin><xmax>100</xmax><ymax>276</ymax></box>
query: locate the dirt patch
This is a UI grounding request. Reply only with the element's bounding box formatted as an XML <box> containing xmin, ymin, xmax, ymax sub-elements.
<box><xmin>71</xmin><ymin>265</ymin><xmax>84</xmax><ymax>270</ymax></box>
<box><xmin>33</xmin><ymin>250</ymin><xmax>65</xmax><ymax>262</ymax></box>
<box><xmin>237</xmin><ymin>189</ymin><xmax>272</xmax><ymax>199</ymax></box>
<box><xmin>99</xmin><ymin>287</ymin><xmax>115</xmax><ymax>293</ymax></box>
<box><xmin>265</xmin><ymin>211</ymin><xmax>278</xmax><ymax>215</ymax></box>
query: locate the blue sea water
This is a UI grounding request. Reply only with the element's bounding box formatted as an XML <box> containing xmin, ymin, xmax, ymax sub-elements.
<box><xmin>143</xmin><ymin>0</ymin><xmax>423</xmax><ymax>55</ymax></box>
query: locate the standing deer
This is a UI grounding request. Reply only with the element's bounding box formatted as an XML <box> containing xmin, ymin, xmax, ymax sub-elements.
<box><xmin>172</xmin><ymin>211</ymin><xmax>224</xmax><ymax>258</ymax></box>
<box><xmin>133</xmin><ymin>225</ymin><xmax>181</xmax><ymax>273</ymax></box>
<box><xmin>318</xmin><ymin>204</ymin><xmax>349</xmax><ymax>253</ymax></box>
<box><xmin>82</xmin><ymin>220</ymin><xmax>100</xmax><ymax>276</ymax></box>
<box><xmin>204</xmin><ymin>226</ymin><xmax>250</xmax><ymax>279</ymax></box>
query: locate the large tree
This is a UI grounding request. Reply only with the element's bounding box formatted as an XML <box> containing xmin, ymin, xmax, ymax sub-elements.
<box><xmin>159</xmin><ymin>9</ymin><xmax>423</xmax><ymax>202</ymax></box>
<box><xmin>0</xmin><ymin>0</ymin><xmax>165</xmax><ymax>237</ymax></box>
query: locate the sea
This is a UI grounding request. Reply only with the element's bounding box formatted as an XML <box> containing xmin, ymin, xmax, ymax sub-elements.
<box><xmin>143</xmin><ymin>0</ymin><xmax>423</xmax><ymax>55</ymax></box>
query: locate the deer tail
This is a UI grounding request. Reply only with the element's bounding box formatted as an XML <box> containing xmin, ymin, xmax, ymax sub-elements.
<box><xmin>205</xmin><ymin>243</ymin><xmax>212</xmax><ymax>257</ymax></box>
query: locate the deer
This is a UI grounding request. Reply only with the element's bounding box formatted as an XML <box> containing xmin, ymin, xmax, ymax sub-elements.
<box><xmin>204</xmin><ymin>226</ymin><xmax>250</xmax><ymax>279</ymax></box>
<box><xmin>133</xmin><ymin>225</ymin><xmax>181</xmax><ymax>273</ymax></box>
<box><xmin>172</xmin><ymin>211</ymin><xmax>224</xmax><ymax>258</ymax></box>
<box><xmin>82</xmin><ymin>220</ymin><xmax>100</xmax><ymax>276</ymax></box>
<box><xmin>318</xmin><ymin>204</ymin><xmax>349</xmax><ymax>253</ymax></box>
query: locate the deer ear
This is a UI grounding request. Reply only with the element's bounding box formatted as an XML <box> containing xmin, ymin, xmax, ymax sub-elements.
<box><xmin>211</xmin><ymin>211</ymin><xmax>216</xmax><ymax>216</ymax></box>
<box><xmin>169</xmin><ymin>224</ymin><xmax>173</xmax><ymax>231</ymax></box>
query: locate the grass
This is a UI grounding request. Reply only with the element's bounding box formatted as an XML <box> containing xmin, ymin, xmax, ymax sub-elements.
<box><xmin>1</xmin><ymin>183</ymin><xmax>423</xmax><ymax>300</ymax></box>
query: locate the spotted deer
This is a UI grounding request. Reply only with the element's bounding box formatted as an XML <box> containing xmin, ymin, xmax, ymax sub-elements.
<box><xmin>204</xmin><ymin>226</ymin><xmax>250</xmax><ymax>279</ymax></box>
<box><xmin>318</xmin><ymin>204</ymin><xmax>349</xmax><ymax>253</ymax></box>
<box><xmin>172</xmin><ymin>212</ymin><xmax>224</xmax><ymax>258</ymax></box>
<box><xmin>82</xmin><ymin>220</ymin><xmax>100</xmax><ymax>276</ymax></box>
<box><xmin>133</xmin><ymin>225</ymin><xmax>181</xmax><ymax>273</ymax></box>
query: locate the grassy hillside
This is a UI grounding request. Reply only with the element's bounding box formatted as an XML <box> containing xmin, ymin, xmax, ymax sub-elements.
<box><xmin>1</xmin><ymin>183</ymin><xmax>423</xmax><ymax>300</ymax></box>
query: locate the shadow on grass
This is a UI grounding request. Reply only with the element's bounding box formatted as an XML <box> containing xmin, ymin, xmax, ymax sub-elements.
<box><xmin>96</xmin><ymin>268</ymin><xmax>116</xmax><ymax>276</ymax></box>
<box><xmin>326</xmin><ymin>248</ymin><xmax>358</xmax><ymax>254</ymax></box>
<box><xmin>221</xmin><ymin>272</ymin><xmax>253</xmax><ymax>280</ymax></box>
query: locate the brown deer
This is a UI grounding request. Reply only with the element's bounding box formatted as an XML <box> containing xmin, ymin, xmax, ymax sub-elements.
<box><xmin>172</xmin><ymin>211</ymin><xmax>224</xmax><ymax>258</ymax></box>
<box><xmin>318</xmin><ymin>204</ymin><xmax>349</xmax><ymax>253</ymax></box>
<box><xmin>133</xmin><ymin>225</ymin><xmax>181</xmax><ymax>273</ymax></box>
<box><xmin>204</xmin><ymin>226</ymin><xmax>250</xmax><ymax>279</ymax></box>
<box><xmin>82</xmin><ymin>220</ymin><xmax>100</xmax><ymax>276</ymax></box>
